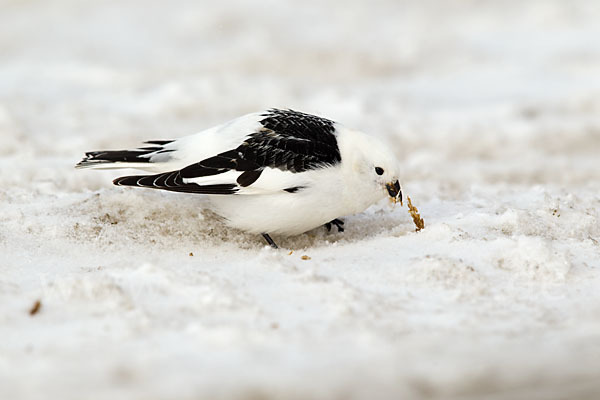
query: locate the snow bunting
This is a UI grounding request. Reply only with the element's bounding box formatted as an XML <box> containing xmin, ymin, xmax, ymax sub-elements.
<box><xmin>76</xmin><ymin>109</ymin><xmax>402</xmax><ymax>247</ymax></box>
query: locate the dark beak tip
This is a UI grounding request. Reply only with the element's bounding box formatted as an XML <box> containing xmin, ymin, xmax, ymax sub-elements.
<box><xmin>385</xmin><ymin>179</ymin><xmax>398</xmax><ymax>191</ymax></box>
<box><xmin>386</xmin><ymin>180</ymin><xmax>402</xmax><ymax>200</ymax></box>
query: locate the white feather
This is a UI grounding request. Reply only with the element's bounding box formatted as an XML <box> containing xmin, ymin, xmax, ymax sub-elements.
<box><xmin>146</xmin><ymin>113</ymin><xmax>264</xmax><ymax>172</ymax></box>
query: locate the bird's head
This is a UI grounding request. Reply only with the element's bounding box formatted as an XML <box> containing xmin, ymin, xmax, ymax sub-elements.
<box><xmin>337</xmin><ymin>127</ymin><xmax>403</xmax><ymax>209</ymax></box>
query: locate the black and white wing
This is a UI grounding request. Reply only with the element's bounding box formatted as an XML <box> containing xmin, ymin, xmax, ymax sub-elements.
<box><xmin>110</xmin><ymin>109</ymin><xmax>342</xmax><ymax>195</ymax></box>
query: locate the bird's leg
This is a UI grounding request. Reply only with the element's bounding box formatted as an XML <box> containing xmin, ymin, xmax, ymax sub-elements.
<box><xmin>261</xmin><ymin>233</ymin><xmax>278</xmax><ymax>249</ymax></box>
<box><xmin>324</xmin><ymin>218</ymin><xmax>345</xmax><ymax>233</ymax></box>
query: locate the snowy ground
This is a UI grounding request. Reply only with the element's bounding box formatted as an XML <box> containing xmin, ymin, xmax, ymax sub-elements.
<box><xmin>1</xmin><ymin>0</ymin><xmax>600</xmax><ymax>399</ymax></box>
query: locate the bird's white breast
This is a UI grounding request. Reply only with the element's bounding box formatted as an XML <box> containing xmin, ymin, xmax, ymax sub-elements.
<box><xmin>207</xmin><ymin>166</ymin><xmax>355</xmax><ymax>235</ymax></box>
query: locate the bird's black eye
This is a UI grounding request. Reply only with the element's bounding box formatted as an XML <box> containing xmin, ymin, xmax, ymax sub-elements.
<box><xmin>375</xmin><ymin>167</ymin><xmax>384</xmax><ymax>175</ymax></box>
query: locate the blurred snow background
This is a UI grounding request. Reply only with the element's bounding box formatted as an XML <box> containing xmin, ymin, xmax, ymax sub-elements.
<box><xmin>1</xmin><ymin>0</ymin><xmax>600</xmax><ymax>399</ymax></box>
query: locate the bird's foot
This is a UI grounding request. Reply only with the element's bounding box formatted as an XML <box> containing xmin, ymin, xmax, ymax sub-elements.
<box><xmin>324</xmin><ymin>218</ymin><xmax>344</xmax><ymax>233</ymax></box>
<box><xmin>261</xmin><ymin>233</ymin><xmax>279</xmax><ymax>249</ymax></box>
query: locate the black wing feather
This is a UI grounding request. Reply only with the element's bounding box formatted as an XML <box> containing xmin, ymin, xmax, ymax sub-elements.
<box><xmin>113</xmin><ymin>173</ymin><xmax>237</xmax><ymax>195</ymax></box>
<box><xmin>180</xmin><ymin>163</ymin><xmax>228</xmax><ymax>179</ymax></box>
<box><xmin>184</xmin><ymin>108</ymin><xmax>340</xmax><ymax>177</ymax></box>
<box><xmin>236</xmin><ymin>170</ymin><xmax>263</xmax><ymax>187</ymax></box>
<box><xmin>112</xmin><ymin>109</ymin><xmax>339</xmax><ymax>195</ymax></box>
<box><xmin>244</xmin><ymin>109</ymin><xmax>340</xmax><ymax>173</ymax></box>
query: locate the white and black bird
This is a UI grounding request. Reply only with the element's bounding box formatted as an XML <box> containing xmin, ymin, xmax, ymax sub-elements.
<box><xmin>76</xmin><ymin>109</ymin><xmax>402</xmax><ymax>248</ymax></box>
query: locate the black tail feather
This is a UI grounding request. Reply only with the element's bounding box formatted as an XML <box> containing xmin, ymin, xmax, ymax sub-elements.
<box><xmin>76</xmin><ymin>141</ymin><xmax>175</xmax><ymax>168</ymax></box>
<box><xmin>144</xmin><ymin>140</ymin><xmax>174</xmax><ymax>145</ymax></box>
<box><xmin>76</xmin><ymin>148</ymin><xmax>163</xmax><ymax>168</ymax></box>
<box><xmin>85</xmin><ymin>149</ymin><xmax>158</xmax><ymax>163</ymax></box>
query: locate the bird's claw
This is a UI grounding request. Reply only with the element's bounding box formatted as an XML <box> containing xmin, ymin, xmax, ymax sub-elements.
<box><xmin>325</xmin><ymin>218</ymin><xmax>344</xmax><ymax>233</ymax></box>
<box><xmin>261</xmin><ymin>233</ymin><xmax>279</xmax><ymax>248</ymax></box>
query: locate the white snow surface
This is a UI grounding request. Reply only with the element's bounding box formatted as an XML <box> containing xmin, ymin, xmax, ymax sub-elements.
<box><xmin>1</xmin><ymin>0</ymin><xmax>600</xmax><ymax>399</ymax></box>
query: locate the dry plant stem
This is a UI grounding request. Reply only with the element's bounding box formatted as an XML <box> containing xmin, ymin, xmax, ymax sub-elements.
<box><xmin>407</xmin><ymin>196</ymin><xmax>425</xmax><ymax>232</ymax></box>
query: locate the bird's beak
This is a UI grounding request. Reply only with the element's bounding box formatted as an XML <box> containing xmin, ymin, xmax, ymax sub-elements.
<box><xmin>386</xmin><ymin>180</ymin><xmax>402</xmax><ymax>205</ymax></box>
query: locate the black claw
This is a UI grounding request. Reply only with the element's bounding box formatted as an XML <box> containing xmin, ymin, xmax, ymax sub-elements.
<box><xmin>261</xmin><ymin>233</ymin><xmax>278</xmax><ymax>248</ymax></box>
<box><xmin>325</xmin><ymin>219</ymin><xmax>345</xmax><ymax>233</ymax></box>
